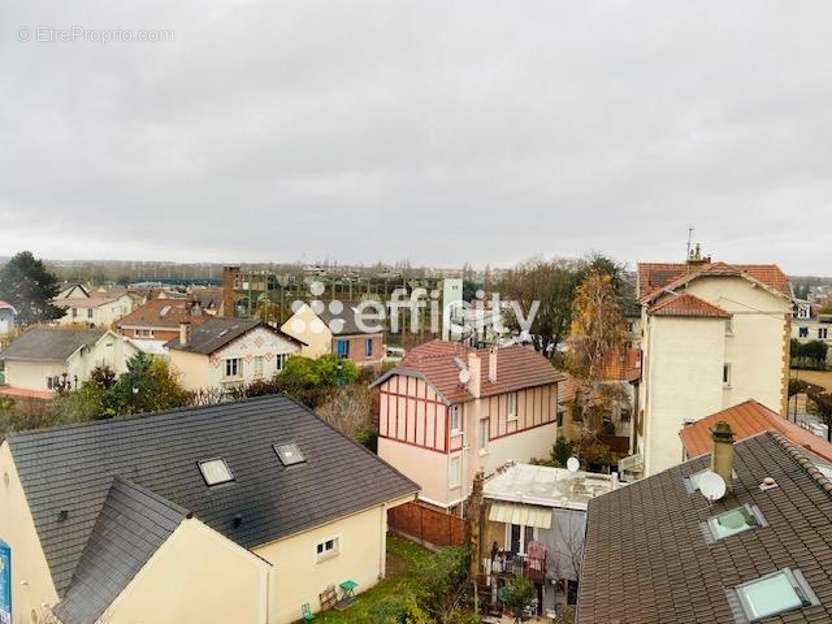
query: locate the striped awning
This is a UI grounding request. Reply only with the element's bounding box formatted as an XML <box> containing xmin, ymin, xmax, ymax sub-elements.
<box><xmin>488</xmin><ymin>502</ymin><xmax>552</xmax><ymax>529</ymax></box>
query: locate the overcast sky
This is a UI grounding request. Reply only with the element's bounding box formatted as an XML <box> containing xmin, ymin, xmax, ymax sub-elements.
<box><xmin>1</xmin><ymin>2</ymin><xmax>831</xmax><ymax>273</ymax></box>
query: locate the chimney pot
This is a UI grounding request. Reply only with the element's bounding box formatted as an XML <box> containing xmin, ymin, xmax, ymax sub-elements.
<box><xmin>710</xmin><ymin>420</ymin><xmax>735</xmax><ymax>491</ymax></box>
<box><xmin>467</xmin><ymin>352</ymin><xmax>482</xmax><ymax>399</ymax></box>
<box><xmin>488</xmin><ymin>347</ymin><xmax>498</xmax><ymax>383</ymax></box>
<box><xmin>180</xmin><ymin>320</ymin><xmax>192</xmax><ymax>347</ymax></box>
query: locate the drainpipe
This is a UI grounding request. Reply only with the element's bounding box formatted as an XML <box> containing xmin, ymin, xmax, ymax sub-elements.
<box><xmin>379</xmin><ymin>502</ymin><xmax>388</xmax><ymax>579</ymax></box>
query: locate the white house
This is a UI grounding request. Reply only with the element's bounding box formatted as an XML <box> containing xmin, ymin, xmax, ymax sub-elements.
<box><xmin>167</xmin><ymin>317</ymin><xmax>304</xmax><ymax>393</ymax></box>
<box><xmin>53</xmin><ymin>293</ymin><xmax>134</xmax><ymax>328</ymax></box>
<box><xmin>632</xmin><ymin>256</ymin><xmax>792</xmax><ymax>477</ymax></box>
<box><xmin>0</xmin><ymin>327</ymin><xmax>140</xmax><ymax>399</ymax></box>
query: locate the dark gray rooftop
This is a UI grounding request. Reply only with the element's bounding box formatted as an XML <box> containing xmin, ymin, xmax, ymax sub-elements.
<box><xmin>0</xmin><ymin>328</ymin><xmax>105</xmax><ymax>362</ymax></box>
<box><xmin>166</xmin><ymin>317</ymin><xmax>303</xmax><ymax>354</ymax></box>
<box><xmin>51</xmin><ymin>478</ymin><xmax>188</xmax><ymax>624</ymax></box>
<box><xmin>8</xmin><ymin>394</ymin><xmax>417</xmax><ymax>598</ymax></box>
<box><xmin>317</xmin><ymin>306</ymin><xmax>383</xmax><ymax>336</ymax></box>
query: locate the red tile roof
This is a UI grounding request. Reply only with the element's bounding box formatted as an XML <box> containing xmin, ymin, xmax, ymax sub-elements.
<box><xmin>649</xmin><ymin>293</ymin><xmax>731</xmax><ymax>319</ymax></box>
<box><xmin>679</xmin><ymin>399</ymin><xmax>832</xmax><ymax>463</ymax></box>
<box><xmin>0</xmin><ymin>386</ymin><xmax>53</xmax><ymax>401</ymax></box>
<box><xmin>638</xmin><ymin>260</ymin><xmax>791</xmax><ymax>301</ymax></box>
<box><xmin>116</xmin><ymin>298</ymin><xmax>206</xmax><ymax>330</ymax></box>
<box><xmin>383</xmin><ymin>339</ymin><xmax>565</xmax><ymax>404</ymax></box>
<box><xmin>599</xmin><ymin>347</ymin><xmax>642</xmax><ymax>381</ymax></box>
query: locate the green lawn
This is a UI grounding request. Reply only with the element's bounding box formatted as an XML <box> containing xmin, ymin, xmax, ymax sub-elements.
<box><xmin>308</xmin><ymin>534</ymin><xmax>432</xmax><ymax>624</ymax></box>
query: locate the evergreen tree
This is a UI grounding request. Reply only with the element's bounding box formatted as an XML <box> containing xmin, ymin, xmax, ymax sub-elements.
<box><xmin>0</xmin><ymin>251</ymin><xmax>62</xmax><ymax>324</ymax></box>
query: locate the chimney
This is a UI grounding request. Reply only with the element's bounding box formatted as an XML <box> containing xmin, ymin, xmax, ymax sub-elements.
<box><xmin>488</xmin><ymin>346</ymin><xmax>498</xmax><ymax>383</ymax></box>
<box><xmin>222</xmin><ymin>266</ymin><xmax>240</xmax><ymax>318</ymax></box>
<box><xmin>710</xmin><ymin>420</ymin><xmax>735</xmax><ymax>491</ymax></box>
<box><xmin>467</xmin><ymin>352</ymin><xmax>481</xmax><ymax>399</ymax></box>
<box><xmin>179</xmin><ymin>320</ymin><xmax>192</xmax><ymax>347</ymax></box>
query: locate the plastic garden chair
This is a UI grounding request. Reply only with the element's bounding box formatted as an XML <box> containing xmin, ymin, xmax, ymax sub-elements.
<box><xmin>302</xmin><ymin>603</ymin><xmax>315</xmax><ymax>622</ymax></box>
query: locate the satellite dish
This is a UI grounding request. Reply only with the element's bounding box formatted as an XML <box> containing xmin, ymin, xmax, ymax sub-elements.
<box><xmin>458</xmin><ymin>368</ymin><xmax>471</xmax><ymax>384</ymax></box>
<box><xmin>698</xmin><ymin>471</ymin><xmax>727</xmax><ymax>502</ymax></box>
<box><xmin>566</xmin><ymin>457</ymin><xmax>580</xmax><ymax>473</ymax></box>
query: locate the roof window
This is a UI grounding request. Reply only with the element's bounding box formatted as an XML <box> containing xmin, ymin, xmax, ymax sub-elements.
<box><xmin>730</xmin><ymin>568</ymin><xmax>819</xmax><ymax>622</ymax></box>
<box><xmin>198</xmin><ymin>458</ymin><xmax>234</xmax><ymax>486</ymax></box>
<box><xmin>705</xmin><ymin>504</ymin><xmax>765</xmax><ymax>542</ymax></box>
<box><xmin>274</xmin><ymin>443</ymin><xmax>306</xmax><ymax>466</ymax></box>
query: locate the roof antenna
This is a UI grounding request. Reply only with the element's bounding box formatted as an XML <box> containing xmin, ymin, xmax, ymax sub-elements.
<box><xmin>686</xmin><ymin>226</ymin><xmax>695</xmax><ymax>260</ymax></box>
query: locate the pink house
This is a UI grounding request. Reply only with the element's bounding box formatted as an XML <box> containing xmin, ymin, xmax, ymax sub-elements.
<box><xmin>371</xmin><ymin>340</ymin><xmax>566</xmax><ymax>514</ymax></box>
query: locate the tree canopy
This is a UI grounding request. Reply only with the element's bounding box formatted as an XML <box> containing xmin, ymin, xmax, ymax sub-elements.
<box><xmin>0</xmin><ymin>251</ymin><xmax>63</xmax><ymax>324</ymax></box>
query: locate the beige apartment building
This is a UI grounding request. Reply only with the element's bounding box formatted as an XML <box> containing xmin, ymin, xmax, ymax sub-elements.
<box><xmin>371</xmin><ymin>340</ymin><xmax>565</xmax><ymax>512</ymax></box>
<box><xmin>632</xmin><ymin>257</ymin><xmax>792</xmax><ymax>477</ymax></box>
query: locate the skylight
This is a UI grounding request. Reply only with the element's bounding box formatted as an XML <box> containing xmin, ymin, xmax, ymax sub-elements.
<box><xmin>732</xmin><ymin>569</ymin><xmax>819</xmax><ymax>622</ymax></box>
<box><xmin>160</xmin><ymin>305</ymin><xmax>171</xmax><ymax>317</ymax></box>
<box><xmin>275</xmin><ymin>443</ymin><xmax>306</xmax><ymax>466</ymax></box>
<box><xmin>198</xmin><ymin>458</ymin><xmax>234</xmax><ymax>486</ymax></box>
<box><xmin>705</xmin><ymin>504</ymin><xmax>765</xmax><ymax>541</ymax></box>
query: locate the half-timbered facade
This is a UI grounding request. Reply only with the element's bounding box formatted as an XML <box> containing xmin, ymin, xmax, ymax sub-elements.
<box><xmin>372</xmin><ymin>340</ymin><xmax>566</xmax><ymax>512</ymax></box>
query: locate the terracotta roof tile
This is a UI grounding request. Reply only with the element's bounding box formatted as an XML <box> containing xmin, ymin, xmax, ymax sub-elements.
<box><xmin>649</xmin><ymin>293</ymin><xmax>731</xmax><ymax>319</ymax></box>
<box><xmin>638</xmin><ymin>261</ymin><xmax>791</xmax><ymax>301</ymax></box>
<box><xmin>578</xmin><ymin>432</ymin><xmax>832</xmax><ymax>623</ymax></box>
<box><xmin>116</xmin><ymin>298</ymin><xmax>205</xmax><ymax>330</ymax></box>
<box><xmin>381</xmin><ymin>339</ymin><xmax>564</xmax><ymax>403</ymax></box>
<box><xmin>680</xmin><ymin>399</ymin><xmax>832</xmax><ymax>464</ymax></box>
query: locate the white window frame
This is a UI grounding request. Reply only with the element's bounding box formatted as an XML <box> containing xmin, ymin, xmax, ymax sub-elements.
<box><xmin>254</xmin><ymin>355</ymin><xmax>264</xmax><ymax>379</ymax></box>
<box><xmin>723</xmin><ymin>363</ymin><xmax>732</xmax><ymax>388</ymax></box>
<box><xmin>725</xmin><ymin>317</ymin><xmax>734</xmax><ymax>335</ymax></box>
<box><xmin>507</xmin><ymin>392</ymin><xmax>518</xmax><ymax>420</ymax></box>
<box><xmin>450</xmin><ymin>405</ymin><xmax>462</xmax><ymax>435</ymax></box>
<box><xmin>506</xmin><ymin>523</ymin><xmax>537</xmax><ymax>556</ymax></box>
<box><xmin>479</xmin><ymin>419</ymin><xmax>489</xmax><ymax>454</ymax></box>
<box><xmin>136</xmin><ymin>328</ymin><xmax>154</xmax><ymax>338</ymax></box>
<box><xmin>315</xmin><ymin>536</ymin><xmax>340</xmax><ymax>563</ymax></box>
<box><xmin>276</xmin><ymin>353</ymin><xmax>289</xmax><ymax>372</ymax></box>
<box><xmin>448</xmin><ymin>455</ymin><xmax>462</xmax><ymax>488</ymax></box>
<box><xmin>224</xmin><ymin>358</ymin><xmax>242</xmax><ymax>379</ymax></box>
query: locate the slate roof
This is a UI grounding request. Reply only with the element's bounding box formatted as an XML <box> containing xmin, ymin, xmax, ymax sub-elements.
<box><xmin>578</xmin><ymin>432</ymin><xmax>832</xmax><ymax>624</ymax></box>
<box><xmin>51</xmin><ymin>478</ymin><xmax>188</xmax><ymax>624</ymax></box>
<box><xmin>165</xmin><ymin>317</ymin><xmax>303</xmax><ymax>354</ymax></box>
<box><xmin>7</xmin><ymin>395</ymin><xmax>418</xmax><ymax>600</ymax></box>
<box><xmin>649</xmin><ymin>293</ymin><xmax>732</xmax><ymax>319</ymax></box>
<box><xmin>638</xmin><ymin>261</ymin><xmax>791</xmax><ymax>301</ymax></box>
<box><xmin>372</xmin><ymin>339</ymin><xmax>564</xmax><ymax>404</ymax></box>
<box><xmin>680</xmin><ymin>399</ymin><xmax>832</xmax><ymax>464</ymax></box>
<box><xmin>0</xmin><ymin>328</ymin><xmax>105</xmax><ymax>362</ymax></box>
<box><xmin>317</xmin><ymin>306</ymin><xmax>383</xmax><ymax>336</ymax></box>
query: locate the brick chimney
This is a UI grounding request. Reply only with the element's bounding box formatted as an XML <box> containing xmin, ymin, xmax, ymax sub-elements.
<box><xmin>179</xmin><ymin>320</ymin><xmax>191</xmax><ymax>347</ymax></box>
<box><xmin>467</xmin><ymin>352</ymin><xmax>481</xmax><ymax>399</ymax></box>
<box><xmin>222</xmin><ymin>266</ymin><xmax>240</xmax><ymax>318</ymax></box>
<box><xmin>488</xmin><ymin>346</ymin><xmax>498</xmax><ymax>383</ymax></box>
<box><xmin>710</xmin><ymin>420</ymin><xmax>735</xmax><ymax>491</ymax></box>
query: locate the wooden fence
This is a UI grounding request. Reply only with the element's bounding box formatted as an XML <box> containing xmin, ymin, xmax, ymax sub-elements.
<box><xmin>388</xmin><ymin>501</ymin><xmax>466</xmax><ymax>549</ymax></box>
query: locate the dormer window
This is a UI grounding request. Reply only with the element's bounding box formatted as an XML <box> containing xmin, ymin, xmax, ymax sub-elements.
<box><xmin>198</xmin><ymin>458</ymin><xmax>234</xmax><ymax>486</ymax></box>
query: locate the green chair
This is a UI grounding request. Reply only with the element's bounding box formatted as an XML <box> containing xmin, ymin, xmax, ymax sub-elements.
<box><xmin>302</xmin><ymin>603</ymin><xmax>315</xmax><ymax>622</ymax></box>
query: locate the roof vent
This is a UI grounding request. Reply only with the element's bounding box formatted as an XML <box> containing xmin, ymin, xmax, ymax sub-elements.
<box><xmin>57</xmin><ymin>510</ymin><xmax>69</xmax><ymax>522</ymax></box>
<box><xmin>759</xmin><ymin>476</ymin><xmax>779</xmax><ymax>492</ymax></box>
<box><xmin>232</xmin><ymin>514</ymin><xmax>243</xmax><ymax>529</ymax></box>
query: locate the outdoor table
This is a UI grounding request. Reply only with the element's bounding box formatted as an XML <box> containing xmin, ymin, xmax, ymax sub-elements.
<box><xmin>339</xmin><ymin>579</ymin><xmax>358</xmax><ymax>602</ymax></box>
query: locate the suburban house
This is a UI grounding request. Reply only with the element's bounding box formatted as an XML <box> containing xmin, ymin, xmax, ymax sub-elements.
<box><xmin>481</xmin><ymin>462</ymin><xmax>619</xmax><ymax>616</ymax></box>
<box><xmin>0</xmin><ymin>328</ymin><xmax>139</xmax><ymax>399</ymax></box>
<box><xmin>0</xmin><ymin>300</ymin><xmax>16</xmax><ymax>338</ymax></box>
<box><xmin>680</xmin><ymin>399</ymin><xmax>832</xmax><ymax>473</ymax></box>
<box><xmin>167</xmin><ymin>317</ymin><xmax>304</xmax><ymax>393</ymax></box>
<box><xmin>54</xmin><ymin>283</ymin><xmax>90</xmax><ymax>300</ymax></box>
<box><xmin>578</xmin><ymin>427</ymin><xmax>832</xmax><ymax>624</ymax></box>
<box><xmin>791</xmin><ymin>300</ymin><xmax>832</xmax><ymax>355</ymax></box>
<box><xmin>371</xmin><ymin>340</ymin><xmax>565</xmax><ymax>513</ymax></box>
<box><xmin>0</xmin><ymin>394</ymin><xmax>418</xmax><ymax>624</ymax></box>
<box><xmin>53</xmin><ymin>291</ymin><xmax>134</xmax><ymax>328</ymax></box>
<box><xmin>115</xmin><ymin>297</ymin><xmax>207</xmax><ymax>342</ymax></box>
<box><xmin>281</xmin><ymin>302</ymin><xmax>385</xmax><ymax>365</ymax></box>
<box><xmin>631</xmin><ymin>254</ymin><xmax>792</xmax><ymax>477</ymax></box>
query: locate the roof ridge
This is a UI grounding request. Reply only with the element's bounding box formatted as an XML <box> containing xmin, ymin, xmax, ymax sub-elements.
<box><xmin>769</xmin><ymin>431</ymin><xmax>832</xmax><ymax>495</ymax></box>
<box><xmin>111</xmin><ymin>475</ymin><xmax>191</xmax><ymax>517</ymax></box>
<box><xmin>6</xmin><ymin>393</ymin><xmax>290</xmax><ymax>440</ymax></box>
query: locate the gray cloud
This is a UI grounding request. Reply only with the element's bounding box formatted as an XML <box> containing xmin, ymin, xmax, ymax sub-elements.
<box><xmin>1</xmin><ymin>1</ymin><xmax>831</xmax><ymax>273</ymax></box>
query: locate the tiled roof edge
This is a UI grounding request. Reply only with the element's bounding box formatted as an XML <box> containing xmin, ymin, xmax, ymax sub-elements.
<box><xmin>770</xmin><ymin>432</ymin><xmax>832</xmax><ymax>495</ymax></box>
